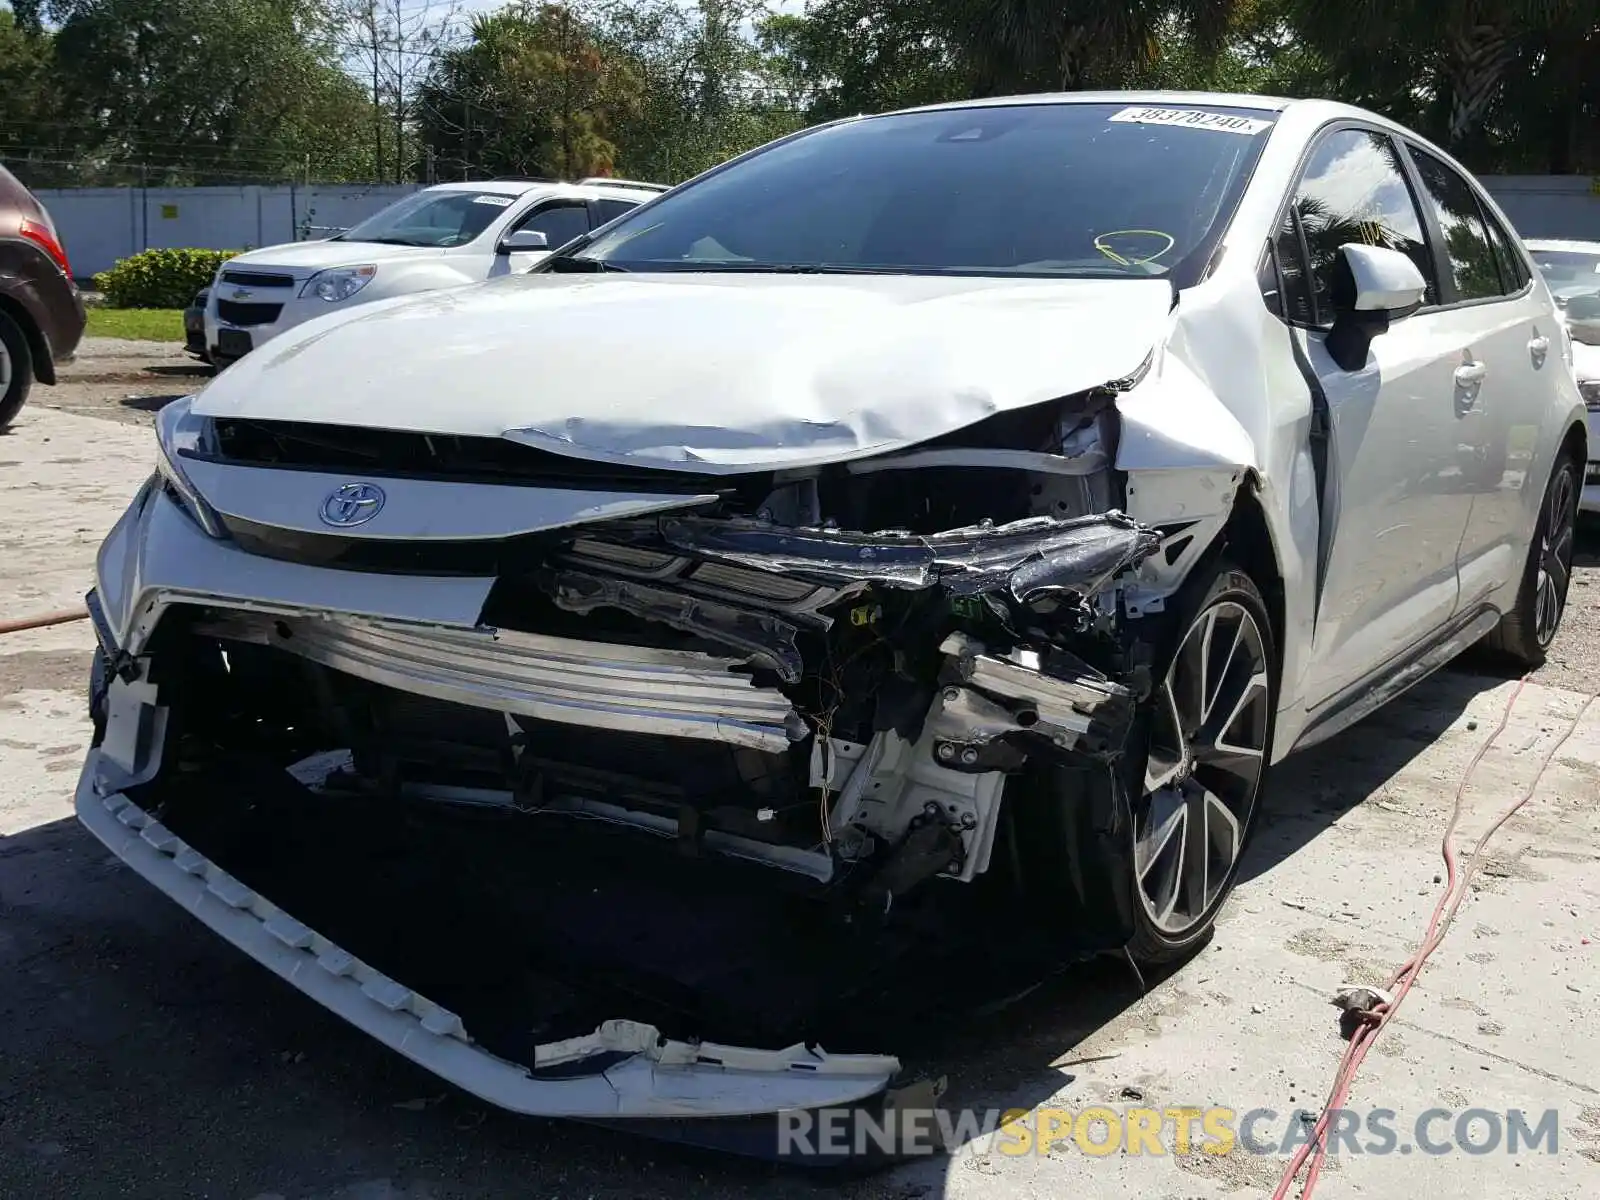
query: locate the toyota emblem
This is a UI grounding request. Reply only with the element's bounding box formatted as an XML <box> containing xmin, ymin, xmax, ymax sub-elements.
<box><xmin>232</xmin><ymin>287</ymin><xmax>252</xmax><ymax>300</ymax></box>
<box><xmin>320</xmin><ymin>482</ymin><xmax>385</xmax><ymax>528</ymax></box>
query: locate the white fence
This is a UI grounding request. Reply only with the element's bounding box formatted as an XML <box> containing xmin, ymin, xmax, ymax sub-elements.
<box><xmin>1482</xmin><ymin>176</ymin><xmax>1600</xmax><ymax>243</ymax></box>
<box><xmin>30</xmin><ymin>175</ymin><xmax>1600</xmax><ymax>281</ymax></box>
<box><xmin>34</xmin><ymin>183</ymin><xmax>421</xmax><ymax>279</ymax></box>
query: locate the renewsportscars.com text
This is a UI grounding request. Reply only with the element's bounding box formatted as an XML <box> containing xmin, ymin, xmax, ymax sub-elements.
<box><xmin>776</xmin><ymin>1105</ymin><xmax>1561</xmax><ymax>1158</ymax></box>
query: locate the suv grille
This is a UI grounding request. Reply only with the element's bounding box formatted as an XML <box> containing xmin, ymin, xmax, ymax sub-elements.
<box><xmin>219</xmin><ymin>270</ymin><xmax>293</xmax><ymax>288</ymax></box>
<box><xmin>217</xmin><ymin>300</ymin><xmax>283</xmax><ymax>326</ymax></box>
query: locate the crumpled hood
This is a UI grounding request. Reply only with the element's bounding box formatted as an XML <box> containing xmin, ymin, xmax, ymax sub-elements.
<box><xmin>192</xmin><ymin>271</ymin><xmax>1175</xmax><ymax>473</ymax></box>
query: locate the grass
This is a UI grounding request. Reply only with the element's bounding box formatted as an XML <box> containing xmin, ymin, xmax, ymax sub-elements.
<box><xmin>86</xmin><ymin>307</ymin><xmax>186</xmax><ymax>341</ymax></box>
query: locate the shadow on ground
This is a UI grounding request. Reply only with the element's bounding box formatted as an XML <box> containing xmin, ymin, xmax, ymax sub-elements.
<box><xmin>117</xmin><ymin>392</ymin><xmax>188</xmax><ymax>414</ymax></box>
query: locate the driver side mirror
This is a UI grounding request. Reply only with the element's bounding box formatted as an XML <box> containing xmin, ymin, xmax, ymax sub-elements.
<box><xmin>497</xmin><ymin>229</ymin><xmax>549</xmax><ymax>254</ymax></box>
<box><xmin>1326</xmin><ymin>243</ymin><xmax>1429</xmax><ymax>370</ymax></box>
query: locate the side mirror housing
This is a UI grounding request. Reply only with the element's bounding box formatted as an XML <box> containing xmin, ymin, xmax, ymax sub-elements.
<box><xmin>1326</xmin><ymin>243</ymin><xmax>1429</xmax><ymax>370</ymax></box>
<box><xmin>497</xmin><ymin>229</ymin><xmax>549</xmax><ymax>254</ymax></box>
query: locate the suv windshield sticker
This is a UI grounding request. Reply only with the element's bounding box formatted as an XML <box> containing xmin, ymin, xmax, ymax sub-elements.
<box><xmin>471</xmin><ymin>194</ymin><xmax>515</xmax><ymax>206</ymax></box>
<box><xmin>1110</xmin><ymin>107</ymin><xmax>1273</xmax><ymax>136</ymax></box>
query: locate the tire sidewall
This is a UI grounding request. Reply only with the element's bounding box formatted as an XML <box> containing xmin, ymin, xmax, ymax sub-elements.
<box><xmin>0</xmin><ymin>312</ymin><xmax>34</xmax><ymax>427</ymax></box>
<box><xmin>1532</xmin><ymin>457</ymin><xmax>1579</xmax><ymax>651</ymax></box>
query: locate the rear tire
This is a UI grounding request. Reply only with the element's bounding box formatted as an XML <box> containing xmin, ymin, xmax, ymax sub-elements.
<box><xmin>0</xmin><ymin>311</ymin><xmax>35</xmax><ymax>428</ymax></box>
<box><xmin>1485</xmin><ymin>454</ymin><xmax>1578</xmax><ymax>669</ymax></box>
<box><xmin>1124</xmin><ymin>561</ymin><xmax>1278</xmax><ymax>966</ymax></box>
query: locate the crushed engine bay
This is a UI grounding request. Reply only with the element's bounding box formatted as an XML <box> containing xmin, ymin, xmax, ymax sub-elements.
<box><xmin>92</xmin><ymin>399</ymin><xmax>1174</xmax><ymax>1077</ymax></box>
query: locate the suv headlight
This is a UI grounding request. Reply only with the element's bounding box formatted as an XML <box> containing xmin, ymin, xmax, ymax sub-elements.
<box><xmin>155</xmin><ymin>395</ymin><xmax>225</xmax><ymax>537</ymax></box>
<box><xmin>300</xmin><ymin>264</ymin><xmax>376</xmax><ymax>302</ymax></box>
<box><xmin>1580</xmin><ymin>378</ymin><xmax>1600</xmax><ymax>411</ymax></box>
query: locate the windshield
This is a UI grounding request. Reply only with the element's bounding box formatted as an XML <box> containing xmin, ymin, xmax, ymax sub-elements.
<box><xmin>336</xmin><ymin>189</ymin><xmax>521</xmax><ymax>247</ymax></box>
<box><xmin>570</xmin><ymin>103</ymin><xmax>1277</xmax><ymax>280</ymax></box>
<box><xmin>1531</xmin><ymin>248</ymin><xmax>1600</xmax><ymax>280</ymax></box>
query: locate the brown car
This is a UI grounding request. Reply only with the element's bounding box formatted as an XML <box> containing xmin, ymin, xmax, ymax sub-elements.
<box><xmin>0</xmin><ymin>163</ymin><xmax>85</xmax><ymax>426</ymax></box>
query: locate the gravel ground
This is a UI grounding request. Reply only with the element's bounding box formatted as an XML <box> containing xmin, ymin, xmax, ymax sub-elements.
<box><xmin>4</xmin><ymin>340</ymin><xmax>1600</xmax><ymax>1199</ymax></box>
<box><xmin>30</xmin><ymin>336</ymin><xmax>210</xmax><ymax>427</ymax></box>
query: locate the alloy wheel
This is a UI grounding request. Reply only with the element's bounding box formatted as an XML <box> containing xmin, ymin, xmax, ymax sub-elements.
<box><xmin>0</xmin><ymin>340</ymin><xmax>11</xmax><ymax>396</ymax></box>
<box><xmin>1134</xmin><ymin>600</ymin><xmax>1271</xmax><ymax>936</ymax></box>
<box><xmin>1535</xmin><ymin>463</ymin><xmax>1577</xmax><ymax>648</ymax></box>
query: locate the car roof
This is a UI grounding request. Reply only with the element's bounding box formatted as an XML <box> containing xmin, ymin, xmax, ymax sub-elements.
<box><xmin>420</xmin><ymin>179</ymin><xmax>661</xmax><ymax>201</ymax></box>
<box><xmin>1526</xmin><ymin>238</ymin><xmax>1600</xmax><ymax>254</ymax></box>
<box><xmin>901</xmin><ymin>90</ymin><xmax>1297</xmax><ymax>115</ymax></box>
<box><xmin>887</xmin><ymin>91</ymin><xmax>1445</xmax><ymax>141</ymax></box>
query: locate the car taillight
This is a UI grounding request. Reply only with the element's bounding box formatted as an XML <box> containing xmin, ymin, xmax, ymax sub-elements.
<box><xmin>18</xmin><ymin>217</ymin><xmax>71</xmax><ymax>277</ymax></box>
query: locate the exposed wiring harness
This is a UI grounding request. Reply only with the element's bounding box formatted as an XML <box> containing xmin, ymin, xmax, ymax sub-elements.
<box><xmin>1273</xmin><ymin>676</ymin><xmax>1596</xmax><ymax>1200</ymax></box>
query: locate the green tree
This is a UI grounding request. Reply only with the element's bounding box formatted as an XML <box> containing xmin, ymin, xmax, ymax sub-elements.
<box><xmin>0</xmin><ymin>7</ymin><xmax>60</xmax><ymax>163</ymax></box>
<box><xmin>599</xmin><ymin>0</ymin><xmax>805</xmax><ymax>182</ymax></box>
<box><xmin>418</xmin><ymin>3</ymin><xmax>638</xmax><ymax>180</ymax></box>
<box><xmin>1281</xmin><ymin>0</ymin><xmax>1597</xmax><ymax>163</ymax></box>
<box><xmin>6</xmin><ymin>0</ymin><xmax>378</xmax><ymax>184</ymax></box>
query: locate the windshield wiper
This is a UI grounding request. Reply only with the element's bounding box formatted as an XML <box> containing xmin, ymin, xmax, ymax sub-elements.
<box><xmin>544</xmin><ymin>256</ymin><xmax>629</xmax><ymax>273</ymax></box>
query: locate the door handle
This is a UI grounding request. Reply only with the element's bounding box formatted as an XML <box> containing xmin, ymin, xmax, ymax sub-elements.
<box><xmin>1454</xmin><ymin>361</ymin><xmax>1487</xmax><ymax>386</ymax></box>
<box><xmin>1529</xmin><ymin>334</ymin><xmax>1550</xmax><ymax>366</ymax></box>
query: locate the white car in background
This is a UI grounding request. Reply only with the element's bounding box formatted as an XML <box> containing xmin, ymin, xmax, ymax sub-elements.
<box><xmin>1527</xmin><ymin>240</ymin><xmax>1600</xmax><ymax>510</ymax></box>
<box><xmin>203</xmin><ymin>177</ymin><xmax>667</xmax><ymax>369</ymax></box>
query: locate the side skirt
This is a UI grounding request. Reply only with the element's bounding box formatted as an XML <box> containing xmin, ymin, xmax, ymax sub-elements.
<box><xmin>1289</xmin><ymin>603</ymin><xmax>1502</xmax><ymax>755</ymax></box>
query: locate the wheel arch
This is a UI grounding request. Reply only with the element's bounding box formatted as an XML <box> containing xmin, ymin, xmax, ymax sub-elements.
<box><xmin>1558</xmin><ymin>417</ymin><xmax>1587</xmax><ymax>470</ymax></box>
<box><xmin>0</xmin><ymin>293</ymin><xmax>51</xmax><ymax>384</ymax></box>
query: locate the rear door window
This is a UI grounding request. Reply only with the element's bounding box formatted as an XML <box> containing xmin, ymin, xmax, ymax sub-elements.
<box><xmin>594</xmin><ymin>199</ymin><xmax>639</xmax><ymax>226</ymax></box>
<box><xmin>513</xmin><ymin>203</ymin><xmax>591</xmax><ymax>250</ymax></box>
<box><xmin>1407</xmin><ymin>148</ymin><xmax>1505</xmax><ymax>302</ymax></box>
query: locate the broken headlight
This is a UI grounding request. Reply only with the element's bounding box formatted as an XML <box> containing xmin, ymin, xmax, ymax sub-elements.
<box><xmin>155</xmin><ymin>395</ymin><xmax>225</xmax><ymax>537</ymax></box>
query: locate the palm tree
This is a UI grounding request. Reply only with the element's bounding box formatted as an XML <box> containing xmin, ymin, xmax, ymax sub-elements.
<box><xmin>959</xmin><ymin>0</ymin><xmax>1240</xmax><ymax>93</ymax></box>
<box><xmin>1282</xmin><ymin>0</ymin><xmax>1594</xmax><ymax>152</ymax></box>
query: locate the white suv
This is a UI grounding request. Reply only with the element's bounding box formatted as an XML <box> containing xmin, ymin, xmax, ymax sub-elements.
<box><xmin>203</xmin><ymin>177</ymin><xmax>666</xmax><ymax>368</ymax></box>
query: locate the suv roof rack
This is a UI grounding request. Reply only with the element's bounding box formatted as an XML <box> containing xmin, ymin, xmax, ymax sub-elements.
<box><xmin>578</xmin><ymin>177</ymin><xmax>671</xmax><ymax>192</ymax></box>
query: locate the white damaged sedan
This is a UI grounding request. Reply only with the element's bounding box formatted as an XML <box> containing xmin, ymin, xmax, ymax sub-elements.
<box><xmin>79</xmin><ymin>93</ymin><xmax>1585</xmax><ymax>1136</ymax></box>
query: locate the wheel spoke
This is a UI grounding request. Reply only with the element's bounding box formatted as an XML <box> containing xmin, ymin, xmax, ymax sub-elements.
<box><xmin>1203</xmin><ymin>786</ymin><xmax>1242</xmax><ymax>908</ymax></box>
<box><xmin>1180</xmin><ymin>785</ymin><xmax>1209</xmax><ymax>918</ymax></box>
<box><xmin>1548</xmin><ymin>552</ymin><xmax>1570</xmax><ymax>599</ymax></box>
<box><xmin>1173</xmin><ymin>611</ymin><xmax>1211</xmax><ymax>733</ymax></box>
<box><xmin>1144</xmin><ymin>679</ymin><xmax>1186</xmax><ymax>793</ymax></box>
<box><xmin>1203</xmin><ymin>612</ymin><xmax>1246</xmax><ymax>726</ymax></box>
<box><xmin>1136</xmin><ymin>787</ymin><xmax>1185</xmax><ymax>881</ymax></box>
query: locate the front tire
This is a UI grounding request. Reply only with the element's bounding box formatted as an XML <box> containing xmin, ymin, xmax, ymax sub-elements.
<box><xmin>0</xmin><ymin>311</ymin><xmax>35</xmax><ymax>428</ymax></box>
<box><xmin>1485</xmin><ymin>453</ymin><xmax>1578</xmax><ymax>668</ymax></box>
<box><xmin>1125</xmin><ymin>562</ymin><xmax>1277</xmax><ymax>965</ymax></box>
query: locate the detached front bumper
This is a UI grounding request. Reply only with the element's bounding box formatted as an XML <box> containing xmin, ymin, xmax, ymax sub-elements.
<box><xmin>82</xmin><ymin>484</ymin><xmax>906</xmax><ymax>1120</ymax></box>
<box><xmin>75</xmin><ymin>747</ymin><xmax>901</xmax><ymax>1119</ymax></box>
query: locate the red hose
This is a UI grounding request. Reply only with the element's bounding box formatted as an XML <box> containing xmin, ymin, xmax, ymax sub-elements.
<box><xmin>1275</xmin><ymin>678</ymin><xmax>1595</xmax><ymax>1199</ymax></box>
<box><xmin>0</xmin><ymin>606</ymin><xmax>89</xmax><ymax>635</ymax></box>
